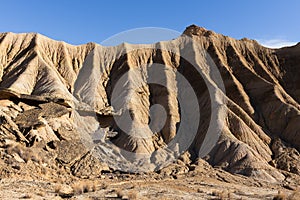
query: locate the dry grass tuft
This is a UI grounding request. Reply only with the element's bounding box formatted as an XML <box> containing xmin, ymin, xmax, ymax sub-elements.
<box><xmin>36</xmin><ymin>191</ymin><xmax>45</xmax><ymax>197</ymax></box>
<box><xmin>288</xmin><ymin>189</ymin><xmax>300</xmax><ymax>200</ymax></box>
<box><xmin>54</xmin><ymin>184</ymin><xmax>62</xmax><ymax>194</ymax></box>
<box><xmin>114</xmin><ymin>189</ymin><xmax>138</xmax><ymax>200</ymax></box>
<box><xmin>115</xmin><ymin>188</ymin><xmax>125</xmax><ymax>198</ymax></box>
<box><xmin>72</xmin><ymin>180</ymin><xmax>96</xmax><ymax>194</ymax></box>
<box><xmin>6</xmin><ymin>144</ymin><xmax>39</xmax><ymax>163</ymax></box>
<box><xmin>127</xmin><ymin>190</ymin><xmax>138</xmax><ymax>199</ymax></box>
<box><xmin>211</xmin><ymin>190</ymin><xmax>231</xmax><ymax>200</ymax></box>
<box><xmin>273</xmin><ymin>191</ymin><xmax>287</xmax><ymax>200</ymax></box>
<box><xmin>21</xmin><ymin>194</ymin><xmax>32</xmax><ymax>199</ymax></box>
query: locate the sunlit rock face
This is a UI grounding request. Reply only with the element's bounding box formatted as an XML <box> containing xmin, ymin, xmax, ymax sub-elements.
<box><xmin>0</xmin><ymin>26</ymin><xmax>300</xmax><ymax>180</ymax></box>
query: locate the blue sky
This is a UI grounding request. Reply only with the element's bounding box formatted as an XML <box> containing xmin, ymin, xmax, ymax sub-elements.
<box><xmin>0</xmin><ymin>0</ymin><xmax>299</xmax><ymax>47</ymax></box>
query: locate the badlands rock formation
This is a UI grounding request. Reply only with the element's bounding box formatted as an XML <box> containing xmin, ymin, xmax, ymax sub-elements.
<box><xmin>0</xmin><ymin>25</ymin><xmax>300</xmax><ymax>183</ymax></box>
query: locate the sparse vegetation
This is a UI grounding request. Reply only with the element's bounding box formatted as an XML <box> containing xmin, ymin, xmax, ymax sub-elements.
<box><xmin>36</xmin><ymin>191</ymin><xmax>45</xmax><ymax>197</ymax></box>
<box><xmin>287</xmin><ymin>189</ymin><xmax>300</xmax><ymax>200</ymax></box>
<box><xmin>115</xmin><ymin>188</ymin><xmax>125</xmax><ymax>198</ymax></box>
<box><xmin>6</xmin><ymin>144</ymin><xmax>39</xmax><ymax>163</ymax></box>
<box><xmin>273</xmin><ymin>191</ymin><xmax>287</xmax><ymax>200</ymax></box>
<box><xmin>211</xmin><ymin>190</ymin><xmax>231</xmax><ymax>200</ymax></box>
<box><xmin>71</xmin><ymin>180</ymin><xmax>97</xmax><ymax>194</ymax></box>
<box><xmin>21</xmin><ymin>194</ymin><xmax>32</xmax><ymax>199</ymax></box>
<box><xmin>127</xmin><ymin>190</ymin><xmax>138</xmax><ymax>199</ymax></box>
<box><xmin>54</xmin><ymin>184</ymin><xmax>62</xmax><ymax>194</ymax></box>
<box><xmin>113</xmin><ymin>188</ymin><xmax>138</xmax><ymax>200</ymax></box>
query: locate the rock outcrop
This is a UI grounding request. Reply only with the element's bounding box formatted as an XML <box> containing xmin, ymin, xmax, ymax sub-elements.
<box><xmin>0</xmin><ymin>25</ymin><xmax>300</xmax><ymax>181</ymax></box>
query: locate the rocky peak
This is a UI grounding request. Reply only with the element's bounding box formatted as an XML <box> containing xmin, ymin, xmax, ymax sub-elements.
<box><xmin>183</xmin><ymin>24</ymin><xmax>216</xmax><ymax>37</ymax></box>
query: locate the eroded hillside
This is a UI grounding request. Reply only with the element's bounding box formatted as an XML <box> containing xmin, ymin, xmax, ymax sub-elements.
<box><xmin>0</xmin><ymin>25</ymin><xmax>300</xmax><ymax>199</ymax></box>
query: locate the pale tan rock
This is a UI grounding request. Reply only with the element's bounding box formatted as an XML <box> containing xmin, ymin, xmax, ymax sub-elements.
<box><xmin>0</xmin><ymin>26</ymin><xmax>300</xmax><ymax>181</ymax></box>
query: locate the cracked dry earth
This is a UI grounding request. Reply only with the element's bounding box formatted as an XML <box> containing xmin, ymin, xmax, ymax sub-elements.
<box><xmin>1</xmin><ymin>25</ymin><xmax>300</xmax><ymax>199</ymax></box>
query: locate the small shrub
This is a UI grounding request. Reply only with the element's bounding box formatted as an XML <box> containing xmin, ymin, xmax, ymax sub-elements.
<box><xmin>127</xmin><ymin>190</ymin><xmax>138</xmax><ymax>199</ymax></box>
<box><xmin>211</xmin><ymin>190</ymin><xmax>230</xmax><ymax>200</ymax></box>
<box><xmin>54</xmin><ymin>184</ymin><xmax>62</xmax><ymax>194</ymax></box>
<box><xmin>21</xmin><ymin>194</ymin><xmax>32</xmax><ymax>199</ymax></box>
<box><xmin>36</xmin><ymin>191</ymin><xmax>45</xmax><ymax>197</ymax></box>
<box><xmin>72</xmin><ymin>181</ymin><xmax>96</xmax><ymax>194</ymax></box>
<box><xmin>273</xmin><ymin>191</ymin><xmax>286</xmax><ymax>200</ymax></box>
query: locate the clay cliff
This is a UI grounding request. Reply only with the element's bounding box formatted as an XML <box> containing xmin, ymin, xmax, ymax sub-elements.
<box><xmin>0</xmin><ymin>25</ymin><xmax>300</xmax><ymax>183</ymax></box>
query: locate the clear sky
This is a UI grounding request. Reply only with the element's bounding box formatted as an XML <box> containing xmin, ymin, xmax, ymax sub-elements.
<box><xmin>0</xmin><ymin>0</ymin><xmax>299</xmax><ymax>47</ymax></box>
